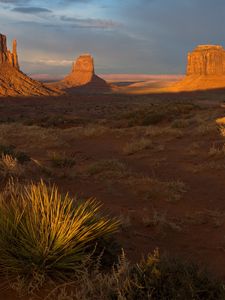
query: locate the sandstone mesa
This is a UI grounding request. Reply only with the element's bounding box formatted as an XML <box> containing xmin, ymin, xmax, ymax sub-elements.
<box><xmin>167</xmin><ymin>44</ymin><xmax>225</xmax><ymax>92</ymax></box>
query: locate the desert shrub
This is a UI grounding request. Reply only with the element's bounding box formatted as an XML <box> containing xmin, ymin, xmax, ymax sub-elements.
<box><xmin>123</xmin><ymin>103</ymin><xmax>198</xmax><ymax>127</ymax></box>
<box><xmin>123</xmin><ymin>138</ymin><xmax>152</xmax><ymax>155</ymax></box>
<box><xmin>208</xmin><ymin>144</ymin><xmax>225</xmax><ymax>157</ymax></box>
<box><xmin>0</xmin><ymin>144</ymin><xmax>30</xmax><ymax>163</ymax></box>
<box><xmin>127</xmin><ymin>177</ymin><xmax>186</xmax><ymax>202</ymax></box>
<box><xmin>24</xmin><ymin>116</ymin><xmax>87</xmax><ymax>128</ymax></box>
<box><xmin>46</xmin><ymin>250</ymin><xmax>225</xmax><ymax>300</ymax></box>
<box><xmin>50</xmin><ymin>152</ymin><xmax>76</xmax><ymax>168</ymax></box>
<box><xmin>0</xmin><ymin>180</ymin><xmax>119</xmax><ymax>286</ymax></box>
<box><xmin>197</xmin><ymin>123</ymin><xmax>217</xmax><ymax>136</ymax></box>
<box><xmin>144</xmin><ymin>126</ymin><xmax>182</xmax><ymax>138</ymax></box>
<box><xmin>117</xmin><ymin>250</ymin><xmax>225</xmax><ymax>300</ymax></box>
<box><xmin>0</xmin><ymin>154</ymin><xmax>23</xmax><ymax>178</ymax></box>
<box><xmin>87</xmin><ymin>159</ymin><xmax>127</xmax><ymax>179</ymax></box>
<box><xmin>171</xmin><ymin>119</ymin><xmax>191</xmax><ymax>128</ymax></box>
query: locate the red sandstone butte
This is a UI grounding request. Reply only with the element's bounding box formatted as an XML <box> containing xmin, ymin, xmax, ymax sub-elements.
<box><xmin>48</xmin><ymin>54</ymin><xmax>110</xmax><ymax>93</ymax></box>
<box><xmin>168</xmin><ymin>45</ymin><xmax>225</xmax><ymax>91</ymax></box>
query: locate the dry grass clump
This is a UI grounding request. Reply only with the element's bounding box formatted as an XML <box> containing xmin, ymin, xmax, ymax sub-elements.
<box><xmin>217</xmin><ymin>125</ymin><xmax>225</xmax><ymax>138</ymax></box>
<box><xmin>185</xmin><ymin>209</ymin><xmax>225</xmax><ymax>228</ymax></box>
<box><xmin>79</xmin><ymin>125</ymin><xmax>109</xmax><ymax>137</ymax></box>
<box><xmin>0</xmin><ymin>124</ymin><xmax>65</xmax><ymax>150</ymax></box>
<box><xmin>197</xmin><ymin>123</ymin><xmax>217</xmax><ymax>136</ymax></box>
<box><xmin>62</xmin><ymin>125</ymin><xmax>110</xmax><ymax>140</ymax></box>
<box><xmin>0</xmin><ymin>144</ymin><xmax>30</xmax><ymax>164</ymax></box>
<box><xmin>171</xmin><ymin>119</ymin><xmax>192</xmax><ymax>128</ymax></box>
<box><xmin>166</xmin><ymin>180</ymin><xmax>186</xmax><ymax>202</ymax></box>
<box><xmin>142</xmin><ymin>210</ymin><xmax>182</xmax><ymax>232</ymax></box>
<box><xmin>144</xmin><ymin>126</ymin><xmax>183</xmax><ymax>138</ymax></box>
<box><xmin>0</xmin><ymin>180</ymin><xmax>119</xmax><ymax>292</ymax></box>
<box><xmin>123</xmin><ymin>102</ymin><xmax>197</xmax><ymax>127</ymax></box>
<box><xmin>45</xmin><ymin>249</ymin><xmax>225</xmax><ymax>300</ymax></box>
<box><xmin>123</xmin><ymin>138</ymin><xmax>153</xmax><ymax>155</ymax></box>
<box><xmin>49</xmin><ymin>152</ymin><xmax>76</xmax><ymax>169</ymax></box>
<box><xmin>86</xmin><ymin>159</ymin><xmax>128</xmax><ymax>179</ymax></box>
<box><xmin>0</xmin><ymin>154</ymin><xmax>23</xmax><ymax>178</ymax></box>
<box><xmin>188</xmin><ymin>142</ymin><xmax>201</xmax><ymax>155</ymax></box>
<box><xmin>128</xmin><ymin>176</ymin><xmax>186</xmax><ymax>203</ymax></box>
<box><xmin>208</xmin><ymin>144</ymin><xmax>225</xmax><ymax>157</ymax></box>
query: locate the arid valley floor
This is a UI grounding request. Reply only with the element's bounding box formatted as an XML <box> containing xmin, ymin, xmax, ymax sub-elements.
<box><xmin>1</xmin><ymin>89</ymin><xmax>225</xmax><ymax>298</ymax></box>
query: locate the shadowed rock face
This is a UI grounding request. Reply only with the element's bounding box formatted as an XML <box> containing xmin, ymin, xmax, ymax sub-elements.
<box><xmin>187</xmin><ymin>45</ymin><xmax>225</xmax><ymax>76</ymax></box>
<box><xmin>0</xmin><ymin>33</ymin><xmax>60</xmax><ymax>96</ymax></box>
<box><xmin>48</xmin><ymin>54</ymin><xmax>110</xmax><ymax>93</ymax></box>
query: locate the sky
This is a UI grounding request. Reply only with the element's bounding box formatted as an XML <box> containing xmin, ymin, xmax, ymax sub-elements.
<box><xmin>0</xmin><ymin>0</ymin><xmax>224</xmax><ymax>77</ymax></box>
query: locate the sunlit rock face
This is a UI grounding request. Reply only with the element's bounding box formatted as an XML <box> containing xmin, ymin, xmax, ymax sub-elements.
<box><xmin>64</xmin><ymin>54</ymin><xmax>95</xmax><ymax>85</ymax></box>
<box><xmin>0</xmin><ymin>33</ymin><xmax>60</xmax><ymax>96</ymax></box>
<box><xmin>48</xmin><ymin>54</ymin><xmax>110</xmax><ymax>93</ymax></box>
<box><xmin>0</xmin><ymin>34</ymin><xmax>19</xmax><ymax>69</ymax></box>
<box><xmin>187</xmin><ymin>45</ymin><xmax>225</xmax><ymax>76</ymax></box>
<box><xmin>167</xmin><ymin>44</ymin><xmax>225</xmax><ymax>92</ymax></box>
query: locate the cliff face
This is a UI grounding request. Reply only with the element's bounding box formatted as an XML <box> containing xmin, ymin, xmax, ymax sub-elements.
<box><xmin>0</xmin><ymin>34</ymin><xmax>19</xmax><ymax>69</ymax></box>
<box><xmin>167</xmin><ymin>44</ymin><xmax>225</xmax><ymax>92</ymax></box>
<box><xmin>187</xmin><ymin>45</ymin><xmax>225</xmax><ymax>76</ymax></box>
<box><xmin>0</xmin><ymin>33</ymin><xmax>60</xmax><ymax>96</ymax></box>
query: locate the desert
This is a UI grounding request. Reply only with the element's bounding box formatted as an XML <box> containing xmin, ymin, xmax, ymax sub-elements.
<box><xmin>0</xmin><ymin>1</ymin><xmax>225</xmax><ymax>299</ymax></box>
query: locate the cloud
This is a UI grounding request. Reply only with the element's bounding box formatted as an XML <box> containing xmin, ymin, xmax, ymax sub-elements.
<box><xmin>12</xmin><ymin>6</ymin><xmax>52</xmax><ymax>14</ymax></box>
<box><xmin>36</xmin><ymin>59</ymin><xmax>73</xmax><ymax>66</ymax></box>
<box><xmin>60</xmin><ymin>15</ymin><xmax>121</xmax><ymax>29</ymax></box>
<box><xmin>0</xmin><ymin>0</ymin><xmax>27</xmax><ymax>2</ymax></box>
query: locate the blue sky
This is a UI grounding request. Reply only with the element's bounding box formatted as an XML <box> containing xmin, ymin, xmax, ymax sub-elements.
<box><xmin>0</xmin><ymin>0</ymin><xmax>224</xmax><ymax>77</ymax></box>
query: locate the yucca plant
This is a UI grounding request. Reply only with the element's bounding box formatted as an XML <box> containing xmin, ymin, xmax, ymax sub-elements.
<box><xmin>0</xmin><ymin>180</ymin><xmax>119</xmax><ymax>283</ymax></box>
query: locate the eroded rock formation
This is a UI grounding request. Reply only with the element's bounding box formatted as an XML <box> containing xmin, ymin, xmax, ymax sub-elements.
<box><xmin>187</xmin><ymin>45</ymin><xmax>225</xmax><ymax>76</ymax></box>
<box><xmin>0</xmin><ymin>33</ymin><xmax>60</xmax><ymax>96</ymax></box>
<box><xmin>0</xmin><ymin>34</ymin><xmax>19</xmax><ymax>69</ymax></box>
<box><xmin>63</xmin><ymin>54</ymin><xmax>95</xmax><ymax>86</ymax></box>
<box><xmin>48</xmin><ymin>54</ymin><xmax>110</xmax><ymax>93</ymax></box>
<box><xmin>167</xmin><ymin>44</ymin><xmax>225</xmax><ymax>92</ymax></box>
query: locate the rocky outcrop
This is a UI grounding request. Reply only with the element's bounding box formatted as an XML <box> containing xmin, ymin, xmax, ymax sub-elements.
<box><xmin>0</xmin><ymin>33</ymin><xmax>60</xmax><ymax>96</ymax></box>
<box><xmin>167</xmin><ymin>45</ymin><xmax>225</xmax><ymax>92</ymax></box>
<box><xmin>0</xmin><ymin>63</ymin><xmax>61</xmax><ymax>96</ymax></box>
<box><xmin>48</xmin><ymin>54</ymin><xmax>110</xmax><ymax>93</ymax></box>
<box><xmin>63</xmin><ymin>54</ymin><xmax>95</xmax><ymax>86</ymax></box>
<box><xmin>187</xmin><ymin>45</ymin><xmax>225</xmax><ymax>76</ymax></box>
<box><xmin>0</xmin><ymin>34</ymin><xmax>19</xmax><ymax>69</ymax></box>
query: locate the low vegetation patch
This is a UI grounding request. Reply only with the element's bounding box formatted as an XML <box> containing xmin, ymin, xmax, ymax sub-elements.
<box><xmin>45</xmin><ymin>249</ymin><xmax>225</xmax><ymax>300</ymax></box>
<box><xmin>49</xmin><ymin>152</ymin><xmax>76</xmax><ymax>168</ymax></box>
<box><xmin>0</xmin><ymin>154</ymin><xmax>23</xmax><ymax>178</ymax></box>
<box><xmin>123</xmin><ymin>138</ymin><xmax>153</xmax><ymax>155</ymax></box>
<box><xmin>122</xmin><ymin>103</ymin><xmax>198</xmax><ymax>127</ymax></box>
<box><xmin>128</xmin><ymin>176</ymin><xmax>186</xmax><ymax>202</ymax></box>
<box><xmin>208</xmin><ymin>144</ymin><xmax>225</xmax><ymax>157</ymax></box>
<box><xmin>0</xmin><ymin>144</ymin><xmax>30</xmax><ymax>163</ymax></box>
<box><xmin>86</xmin><ymin>159</ymin><xmax>128</xmax><ymax>179</ymax></box>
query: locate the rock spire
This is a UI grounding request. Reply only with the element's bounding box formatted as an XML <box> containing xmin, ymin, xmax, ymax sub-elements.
<box><xmin>0</xmin><ymin>34</ymin><xmax>19</xmax><ymax>69</ymax></box>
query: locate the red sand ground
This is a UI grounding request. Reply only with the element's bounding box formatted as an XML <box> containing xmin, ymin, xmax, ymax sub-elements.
<box><xmin>0</xmin><ymin>90</ymin><xmax>225</xmax><ymax>298</ymax></box>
